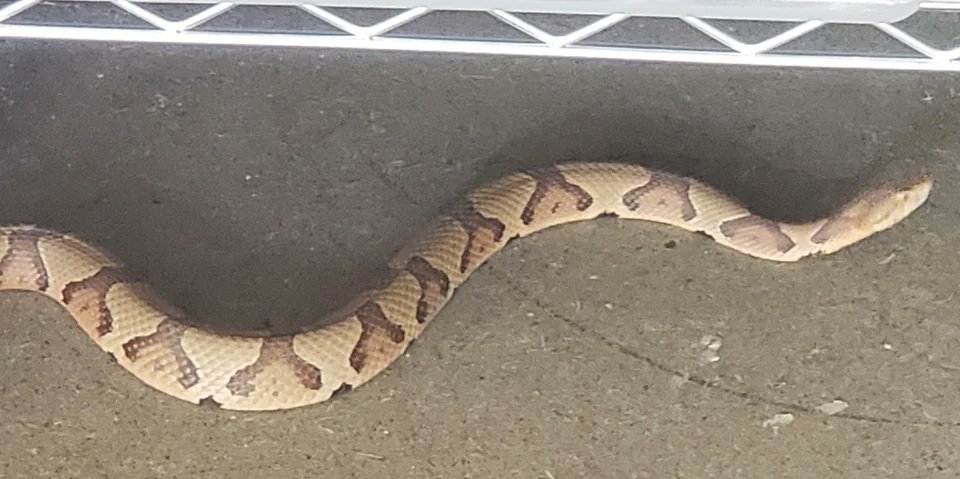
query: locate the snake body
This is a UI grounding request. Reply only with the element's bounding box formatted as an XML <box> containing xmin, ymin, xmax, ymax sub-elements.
<box><xmin>0</xmin><ymin>163</ymin><xmax>932</xmax><ymax>410</ymax></box>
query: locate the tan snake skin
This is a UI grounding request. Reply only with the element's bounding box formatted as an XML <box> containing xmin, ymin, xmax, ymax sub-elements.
<box><xmin>0</xmin><ymin>163</ymin><xmax>932</xmax><ymax>410</ymax></box>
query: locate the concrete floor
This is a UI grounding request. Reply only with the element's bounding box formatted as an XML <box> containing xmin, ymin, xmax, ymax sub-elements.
<box><xmin>0</xmin><ymin>40</ymin><xmax>959</xmax><ymax>478</ymax></box>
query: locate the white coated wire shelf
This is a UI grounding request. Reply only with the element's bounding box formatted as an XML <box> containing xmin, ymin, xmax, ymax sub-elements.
<box><xmin>1</xmin><ymin>0</ymin><xmax>960</xmax><ymax>70</ymax></box>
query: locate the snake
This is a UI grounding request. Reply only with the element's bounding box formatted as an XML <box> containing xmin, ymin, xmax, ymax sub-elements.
<box><xmin>0</xmin><ymin>163</ymin><xmax>932</xmax><ymax>411</ymax></box>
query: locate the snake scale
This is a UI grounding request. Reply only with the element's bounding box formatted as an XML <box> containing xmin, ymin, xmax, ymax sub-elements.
<box><xmin>0</xmin><ymin>163</ymin><xmax>933</xmax><ymax>410</ymax></box>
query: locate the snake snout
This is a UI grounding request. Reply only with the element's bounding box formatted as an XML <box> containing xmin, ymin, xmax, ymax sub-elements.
<box><xmin>864</xmin><ymin>174</ymin><xmax>933</xmax><ymax>232</ymax></box>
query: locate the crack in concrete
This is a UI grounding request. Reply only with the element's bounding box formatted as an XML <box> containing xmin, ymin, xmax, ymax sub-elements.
<box><xmin>496</xmin><ymin>273</ymin><xmax>960</xmax><ymax>429</ymax></box>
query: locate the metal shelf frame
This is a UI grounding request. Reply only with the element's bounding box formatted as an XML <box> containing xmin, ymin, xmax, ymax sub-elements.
<box><xmin>1</xmin><ymin>0</ymin><xmax>959</xmax><ymax>70</ymax></box>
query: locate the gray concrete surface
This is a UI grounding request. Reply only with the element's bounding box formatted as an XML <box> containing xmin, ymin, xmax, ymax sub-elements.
<box><xmin>0</xmin><ymin>41</ymin><xmax>958</xmax><ymax>478</ymax></box>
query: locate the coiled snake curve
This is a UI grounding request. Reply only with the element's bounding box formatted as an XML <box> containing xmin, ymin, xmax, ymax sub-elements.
<box><xmin>0</xmin><ymin>163</ymin><xmax>932</xmax><ymax>410</ymax></box>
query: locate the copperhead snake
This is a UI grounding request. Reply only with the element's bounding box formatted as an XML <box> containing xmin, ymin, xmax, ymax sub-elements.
<box><xmin>0</xmin><ymin>163</ymin><xmax>932</xmax><ymax>411</ymax></box>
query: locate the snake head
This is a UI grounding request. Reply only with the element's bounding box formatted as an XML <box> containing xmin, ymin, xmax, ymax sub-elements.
<box><xmin>846</xmin><ymin>174</ymin><xmax>933</xmax><ymax>234</ymax></box>
<box><xmin>808</xmin><ymin>174</ymin><xmax>932</xmax><ymax>257</ymax></box>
